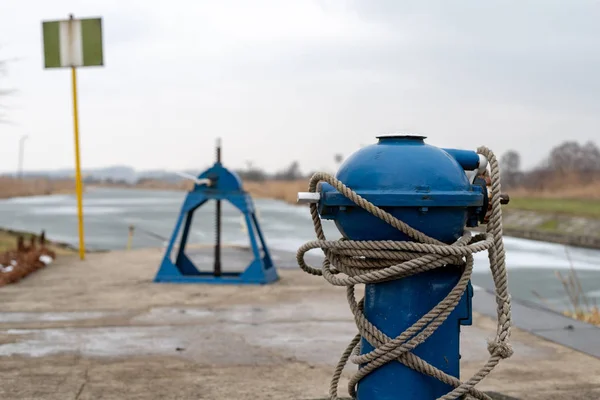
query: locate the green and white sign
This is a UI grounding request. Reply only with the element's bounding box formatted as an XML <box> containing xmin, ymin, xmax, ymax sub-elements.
<box><xmin>42</xmin><ymin>17</ymin><xmax>103</xmax><ymax>68</ymax></box>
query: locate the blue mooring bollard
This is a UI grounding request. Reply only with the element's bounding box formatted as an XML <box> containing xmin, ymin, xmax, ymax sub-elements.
<box><xmin>298</xmin><ymin>135</ymin><xmax>502</xmax><ymax>399</ymax></box>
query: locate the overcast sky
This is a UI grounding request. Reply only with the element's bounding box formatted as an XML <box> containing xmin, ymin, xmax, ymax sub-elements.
<box><xmin>1</xmin><ymin>0</ymin><xmax>599</xmax><ymax>174</ymax></box>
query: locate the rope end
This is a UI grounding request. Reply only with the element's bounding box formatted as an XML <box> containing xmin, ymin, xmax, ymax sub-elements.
<box><xmin>487</xmin><ymin>339</ymin><xmax>514</xmax><ymax>359</ymax></box>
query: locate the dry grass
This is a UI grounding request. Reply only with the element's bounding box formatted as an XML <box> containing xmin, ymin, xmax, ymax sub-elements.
<box><xmin>506</xmin><ymin>197</ymin><xmax>600</xmax><ymax>218</ymax></box>
<box><xmin>244</xmin><ymin>180</ymin><xmax>308</xmax><ymax>204</ymax></box>
<box><xmin>533</xmin><ymin>247</ymin><xmax>600</xmax><ymax>327</ymax></box>
<box><xmin>510</xmin><ymin>179</ymin><xmax>600</xmax><ymax>200</ymax></box>
<box><xmin>121</xmin><ymin>179</ymin><xmax>309</xmax><ymax>204</ymax></box>
<box><xmin>0</xmin><ymin>177</ymin><xmax>76</xmax><ymax>199</ymax></box>
<box><xmin>131</xmin><ymin>180</ymin><xmax>190</xmax><ymax>191</ymax></box>
<box><xmin>556</xmin><ymin>247</ymin><xmax>600</xmax><ymax>326</ymax></box>
<box><xmin>563</xmin><ymin>308</ymin><xmax>600</xmax><ymax>326</ymax></box>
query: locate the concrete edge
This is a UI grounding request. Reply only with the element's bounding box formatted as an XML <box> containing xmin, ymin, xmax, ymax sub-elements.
<box><xmin>473</xmin><ymin>287</ymin><xmax>600</xmax><ymax>359</ymax></box>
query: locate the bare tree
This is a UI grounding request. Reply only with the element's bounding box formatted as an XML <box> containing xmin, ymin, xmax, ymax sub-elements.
<box><xmin>517</xmin><ymin>140</ymin><xmax>600</xmax><ymax>190</ymax></box>
<box><xmin>236</xmin><ymin>160</ymin><xmax>267</xmax><ymax>181</ymax></box>
<box><xmin>545</xmin><ymin>141</ymin><xmax>600</xmax><ymax>173</ymax></box>
<box><xmin>581</xmin><ymin>141</ymin><xmax>600</xmax><ymax>172</ymax></box>
<box><xmin>274</xmin><ymin>161</ymin><xmax>302</xmax><ymax>181</ymax></box>
<box><xmin>546</xmin><ymin>141</ymin><xmax>581</xmax><ymax>173</ymax></box>
<box><xmin>500</xmin><ymin>150</ymin><xmax>521</xmax><ymax>174</ymax></box>
<box><xmin>499</xmin><ymin>150</ymin><xmax>521</xmax><ymax>188</ymax></box>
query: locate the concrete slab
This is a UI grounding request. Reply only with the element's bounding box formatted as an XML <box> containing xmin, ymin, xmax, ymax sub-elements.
<box><xmin>0</xmin><ymin>248</ymin><xmax>599</xmax><ymax>399</ymax></box>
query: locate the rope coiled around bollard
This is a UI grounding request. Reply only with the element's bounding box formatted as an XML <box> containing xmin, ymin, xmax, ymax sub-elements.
<box><xmin>296</xmin><ymin>146</ymin><xmax>513</xmax><ymax>400</ymax></box>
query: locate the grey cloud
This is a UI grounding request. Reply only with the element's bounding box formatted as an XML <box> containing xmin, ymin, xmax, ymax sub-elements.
<box><xmin>50</xmin><ymin>0</ymin><xmax>600</xmax><ymax>118</ymax></box>
<box><xmin>102</xmin><ymin>8</ymin><xmax>160</xmax><ymax>46</ymax></box>
<box><xmin>2</xmin><ymin>0</ymin><xmax>598</xmax><ymax>173</ymax></box>
<box><xmin>328</xmin><ymin>0</ymin><xmax>600</xmax><ymax>113</ymax></box>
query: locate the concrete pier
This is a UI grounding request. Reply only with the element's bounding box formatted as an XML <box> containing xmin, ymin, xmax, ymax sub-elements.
<box><xmin>0</xmin><ymin>248</ymin><xmax>599</xmax><ymax>399</ymax></box>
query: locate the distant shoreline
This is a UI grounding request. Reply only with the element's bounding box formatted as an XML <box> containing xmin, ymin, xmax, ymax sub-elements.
<box><xmin>87</xmin><ymin>178</ymin><xmax>307</xmax><ymax>204</ymax></box>
<box><xmin>476</xmin><ymin>222</ymin><xmax>600</xmax><ymax>251</ymax></box>
<box><xmin>2</xmin><ymin>177</ymin><xmax>600</xmax><ymax>251</ymax></box>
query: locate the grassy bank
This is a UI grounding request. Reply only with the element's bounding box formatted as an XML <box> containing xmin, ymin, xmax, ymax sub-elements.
<box><xmin>509</xmin><ymin>181</ymin><xmax>600</xmax><ymax>200</ymax></box>
<box><xmin>506</xmin><ymin>197</ymin><xmax>600</xmax><ymax>219</ymax></box>
<box><xmin>243</xmin><ymin>180</ymin><xmax>307</xmax><ymax>204</ymax></box>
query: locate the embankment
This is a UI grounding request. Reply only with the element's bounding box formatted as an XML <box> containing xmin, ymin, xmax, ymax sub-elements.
<box><xmin>500</xmin><ymin>208</ymin><xmax>600</xmax><ymax>249</ymax></box>
<box><xmin>0</xmin><ymin>177</ymin><xmax>76</xmax><ymax>199</ymax></box>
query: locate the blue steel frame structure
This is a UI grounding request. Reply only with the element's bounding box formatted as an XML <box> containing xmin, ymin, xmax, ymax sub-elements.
<box><xmin>154</xmin><ymin>161</ymin><xmax>279</xmax><ymax>285</ymax></box>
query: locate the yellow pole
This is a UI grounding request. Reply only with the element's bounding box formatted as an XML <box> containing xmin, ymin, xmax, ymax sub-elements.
<box><xmin>127</xmin><ymin>225</ymin><xmax>134</xmax><ymax>250</ymax></box>
<box><xmin>71</xmin><ymin>65</ymin><xmax>86</xmax><ymax>260</ymax></box>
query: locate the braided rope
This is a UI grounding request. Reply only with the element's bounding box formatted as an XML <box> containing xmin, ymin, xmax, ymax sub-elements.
<box><xmin>296</xmin><ymin>146</ymin><xmax>512</xmax><ymax>400</ymax></box>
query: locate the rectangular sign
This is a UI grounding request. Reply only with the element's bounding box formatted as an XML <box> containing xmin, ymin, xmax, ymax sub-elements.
<box><xmin>42</xmin><ymin>18</ymin><xmax>103</xmax><ymax>68</ymax></box>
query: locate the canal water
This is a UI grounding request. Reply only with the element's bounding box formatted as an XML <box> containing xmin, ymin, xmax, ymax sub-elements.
<box><xmin>1</xmin><ymin>188</ymin><xmax>599</xmax><ymax>312</ymax></box>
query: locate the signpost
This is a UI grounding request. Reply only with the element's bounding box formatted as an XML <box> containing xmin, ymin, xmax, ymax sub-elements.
<box><xmin>42</xmin><ymin>15</ymin><xmax>104</xmax><ymax>260</ymax></box>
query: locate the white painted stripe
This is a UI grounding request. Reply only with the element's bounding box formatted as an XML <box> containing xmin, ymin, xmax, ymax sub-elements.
<box><xmin>59</xmin><ymin>22</ymin><xmax>70</xmax><ymax>66</ymax></box>
<box><xmin>59</xmin><ymin>20</ymin><xmax>83</xmax><ymax>67</ymax></box>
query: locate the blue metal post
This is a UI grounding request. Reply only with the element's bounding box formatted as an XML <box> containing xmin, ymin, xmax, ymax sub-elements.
<box><xmin>312</xmin><ymin>135</ymin><xmax>487</xmax><ymax>399</ymax></box>
<box><xmin>358</xmin><ymin>269</ymin><xmax>473</xmax><ymax>399</ymax></box>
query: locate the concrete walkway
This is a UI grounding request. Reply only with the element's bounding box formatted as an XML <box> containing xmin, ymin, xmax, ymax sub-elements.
<box><xmin>0</xmin><ymin>248</ymin><xmax>599</xmax><ymax>399</ymax></box>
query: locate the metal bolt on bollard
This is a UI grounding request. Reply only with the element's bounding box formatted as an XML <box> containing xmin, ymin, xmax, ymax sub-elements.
<box><xmin>297</xmin><ymin>135</ymin><xmax>513</xmax><ymax>400</ymax></box>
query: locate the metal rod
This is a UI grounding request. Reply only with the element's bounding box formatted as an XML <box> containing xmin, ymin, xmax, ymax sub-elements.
<box><xmin>214</xmin><ymin>199</ymin><xmax>222</xmax><ymax>277</ymax></box>
<box><xmin>214</xmin><ymin>138</ymin><xmax>222</xmax><ymax>277</ymax></box>
<box><xmin>297</xmin><ymin>192</ymin><xmax>321</xmax><ymax>204</ymax></box>
<box><xmin>18</xmin><ymin>135</ymin><xmax>28</xmax><ymax>180</ymax></box>
<box><xmin>216</xmin><ymin>138</ymin><xmax>222</xmax><ymax>163</ymax></box>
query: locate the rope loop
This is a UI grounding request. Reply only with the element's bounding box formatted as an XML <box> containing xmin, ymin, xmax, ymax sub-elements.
<box><xmin>296</xmin><ymin>147</ymin><xmax>512</xmax><ymax>400</ymax></box>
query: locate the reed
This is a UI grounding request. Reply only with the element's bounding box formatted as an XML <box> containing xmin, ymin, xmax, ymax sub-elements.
<box><xmin>530</xmin><ymin>246</ymin><xmax>599</xmax><ymax>326</ymax></box>
<box><xmin>556</xmin><ymin>247</ymin><xmax>599</xmax><ymax>325</ymax></box>
<box><xmin>0</xmin><ymin>177</ymin><xmax>76</xmax><ymax>199</ymax></box>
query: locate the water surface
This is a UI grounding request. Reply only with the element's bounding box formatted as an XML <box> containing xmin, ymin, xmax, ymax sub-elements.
<box><xmin>0</xmin><ymin>188</ymin><xmax>598</xmax><ymax>311</ymax></box>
